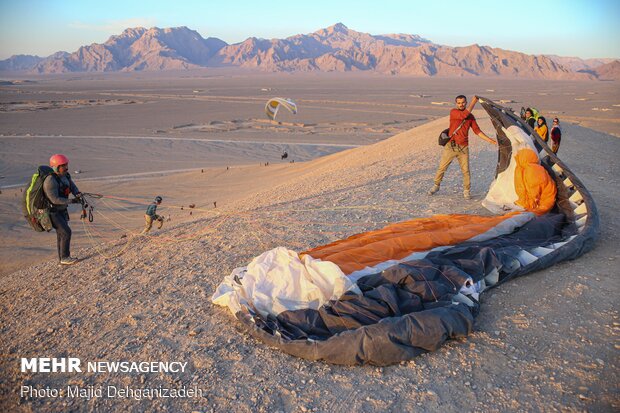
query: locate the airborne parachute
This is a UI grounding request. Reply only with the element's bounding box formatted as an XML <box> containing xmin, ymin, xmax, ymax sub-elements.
<box><xmin>265</xmin><ymin>97</ymin><xmax>297</xmax><ymax>121</ymax></box>
<box><xmin>213</xmin><ymin>97</ymin><xmax>599</xmax><ymax>366</ymax></box>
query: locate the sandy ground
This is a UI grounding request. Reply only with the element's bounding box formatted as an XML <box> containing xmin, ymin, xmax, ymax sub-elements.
<box><xmin>0</xmin><ymin>162</ymin><xmax>328</xmax><ymax>276</ymax></box>
<box><xmin>0</xmin><ymin>135</ymin><xmax>351</xmax><ymax>188</ymax></box>
<box><xmin>1</xmin><ymin>72</ymin><xmax>619</xmax><ymax>137</ymax></box>
<box><xmin>0</xmin><ymin>74</ymin><xmax>619</xmax><ymax>412</ymax></box>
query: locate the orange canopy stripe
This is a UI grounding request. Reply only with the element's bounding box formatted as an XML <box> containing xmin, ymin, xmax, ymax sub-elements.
<box><xmin>302</xmin><ymin>213</ymin><xmax>521</xmax><ymax>274</ymax></box>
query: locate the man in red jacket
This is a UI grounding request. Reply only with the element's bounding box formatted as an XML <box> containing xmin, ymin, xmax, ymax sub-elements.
<box><xmin>429</xmin><ymin>95</ymin><xmax>497</xmax><ymax>199</ymax></box>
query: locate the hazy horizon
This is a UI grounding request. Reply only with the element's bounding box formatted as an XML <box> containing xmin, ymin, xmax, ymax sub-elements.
<box><xmin>0</xmin><ymin>0</ymin><xmax>619</xmax><ymax>60</ymax></box>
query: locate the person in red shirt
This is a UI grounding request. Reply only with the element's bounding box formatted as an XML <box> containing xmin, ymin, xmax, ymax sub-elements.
<box><xmin>429</xmin><ymin>95</ymin><xmax>497</xmax><ymax>199</ymax></box>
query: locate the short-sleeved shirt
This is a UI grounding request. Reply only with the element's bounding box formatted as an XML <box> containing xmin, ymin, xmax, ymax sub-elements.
<box><xmin>449</xmin><ymin>109</ymin><xmax>481</xmax><ymax>146</ymax></box>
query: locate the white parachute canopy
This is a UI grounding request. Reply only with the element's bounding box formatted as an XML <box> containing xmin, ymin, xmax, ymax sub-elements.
<box><xmin>265</xmin><ymin>97</ymin><xmax>298</xmax><ymax>120</ymax></box>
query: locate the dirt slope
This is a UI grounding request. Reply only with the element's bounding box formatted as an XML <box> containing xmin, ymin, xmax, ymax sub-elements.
<box><xmin>1</xmin><ymin>114</ymin><xmax>618</xmax><ymax>412</ymax></box>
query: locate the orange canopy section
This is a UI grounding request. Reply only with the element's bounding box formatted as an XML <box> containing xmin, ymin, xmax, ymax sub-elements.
<box><xmin>302</xmin><ymin>213</ymin><xmax>522</xmax><ymax>274</ymax></box>
<box><xmin>514</xmin><ymin>149</ymin><xmax>557</xmax><ymax>215</ymax></box>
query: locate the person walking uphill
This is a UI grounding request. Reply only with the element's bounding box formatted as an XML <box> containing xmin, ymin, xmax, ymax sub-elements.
<box><xmin>142</xmin><ymin>196</ymin><xmax>164</xmax><ymax>234</ymax></box>
<box><xmin>429</xmin><ymin>95</ymin><xmax>497</xmax><ymax>199</ymax></box>
<box><xmin>43</xmin><ymin>154</ymin><xmax>82</xmax><ymax>265</ymax></box>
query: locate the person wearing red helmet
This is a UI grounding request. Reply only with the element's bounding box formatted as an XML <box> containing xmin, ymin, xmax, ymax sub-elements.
<box><xmin>43</xmin><ymin>154</ymin><xmax>82</xmax><ymax>265</ymax></box>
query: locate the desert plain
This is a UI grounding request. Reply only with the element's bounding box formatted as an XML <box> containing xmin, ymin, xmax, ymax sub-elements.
<box><xmin>0</xmin><ymin>71</ymin><xmax>618</xmax><ymax>412</ymax></box>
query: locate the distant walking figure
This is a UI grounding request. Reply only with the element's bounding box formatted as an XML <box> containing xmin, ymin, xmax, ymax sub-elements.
<box><xmin>143</xmin><ymin>196</ymin><xmax>164</xmax><ymax>234</ymax></box>
<box><xmin>429</xmin><ymin>95</ymin><xmax>497</xmax><ymax>199</ymax></box>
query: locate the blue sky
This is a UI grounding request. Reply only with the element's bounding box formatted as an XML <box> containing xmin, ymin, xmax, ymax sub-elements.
<box><xmin>0</xmin><ymin>0</ymin><xmax>618</xmax><ymax>60</ymax></box>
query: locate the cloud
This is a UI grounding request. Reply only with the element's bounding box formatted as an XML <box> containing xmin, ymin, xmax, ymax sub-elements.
<box><xmin>69</xmin><ymin>18</ymin><xmax>158</xmax><ymax>33</ymax></box>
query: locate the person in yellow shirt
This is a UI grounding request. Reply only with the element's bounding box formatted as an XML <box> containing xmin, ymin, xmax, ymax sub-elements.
<box><xmin>535</xmin><ymin>116</ymin><xmax>549</xmax><ymax>142</ymax></box>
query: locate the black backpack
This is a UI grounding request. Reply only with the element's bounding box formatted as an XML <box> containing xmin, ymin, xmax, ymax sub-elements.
<box><xmin>22</xmin><ymin>165</ymin><xmax>55</xmax><ymax>232</ymax></box>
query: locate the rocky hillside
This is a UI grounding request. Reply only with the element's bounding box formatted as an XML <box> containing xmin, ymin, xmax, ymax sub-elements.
<box><xmin>214</xmin><ymin>23</ymin><xmax>586</xmax><ymax>79</ymax></box>
<box><xmin>544</xmin><ymin>55</ymin><xmax>615</xmax><ymax>72</ymax></box>
<box><xmin>589</xmin><ymin>60</ymin><xmax>620</xmax><ymax>80</ymax></box>
<box><xmin>0</xmin><ymin>23</ymin><xmax>609</xmax><ymax>79</ymax></box>
<box><xmin>0</xmin><ymin>115</ymin><xmax>617</xmax><ymax>412</ymax></box>
<box><xmin>32</xmin><ymin>27</ymin><xmax>227</xmax><ymax>73</ymax></box>
<box><xmin>0</xmin><ymin>54</ymin><xmax>44</xmax><ymax>71</ymax></box>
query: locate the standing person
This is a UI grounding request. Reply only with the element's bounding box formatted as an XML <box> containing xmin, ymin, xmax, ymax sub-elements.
<box><xmin>550</xmin><ymin>117</ymin><xmax>562</xmax><ymax>154</ymax></box>
<box><xmin>524</xmin><ymin>108</ymin><xmax>537</xmax><ymax>129</ymax></box>
<box><xmin>143</xmin><ymin>196</ymin><xmax>164</xmax><ymax>233</ymax></box>
<box><xmin>535</xmin><ymin>116</ymin><xmax>549</xmax><ymax>142</ymax></box>
<box><xmin>429</xmin><ymin>95</ymin><xmax>497</xmax><ymax>199</ymax></box>
<box><xmin>43</xmin><ymin>154</ymin><xmax>82</xmax><ymax>265</ymax></box>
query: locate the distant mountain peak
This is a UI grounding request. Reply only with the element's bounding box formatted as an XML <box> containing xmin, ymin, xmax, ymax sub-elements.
<box><xmin>115</xmin><ymin>27</ymin><xmax>147</xmax><ymax>38</ymax></box>
<box><xmin>328</xmin><ymin>22</ymin><xmax>348</xmax><ymax>32</ymax></box>
<box><xmin>313</xmin><ymin>22</ymin><xmax>358</xmax><ymax>38</ymax></box>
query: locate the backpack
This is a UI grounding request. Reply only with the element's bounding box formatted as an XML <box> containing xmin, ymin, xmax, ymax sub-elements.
<box><xmin>22</xmin><ymin>165</ymin><xmax>55</xmax><ymax>232</ymax></box>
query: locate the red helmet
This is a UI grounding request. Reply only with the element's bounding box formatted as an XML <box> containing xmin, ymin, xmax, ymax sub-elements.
<box><xmin>49</xmin><ymin>154</ymin><xmax>69</xmax><ymax>169</ymax></box>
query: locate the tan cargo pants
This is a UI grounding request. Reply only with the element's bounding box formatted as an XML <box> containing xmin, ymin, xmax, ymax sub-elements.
<box><xmin>433</xmin><ymin>142</ymin><xmax>470</xmax><ymax>191</ymax></box>
<box><xmin>142</xmin><ymin>214</ymin><xmax>163</xmax><ymax>234</ymax></box>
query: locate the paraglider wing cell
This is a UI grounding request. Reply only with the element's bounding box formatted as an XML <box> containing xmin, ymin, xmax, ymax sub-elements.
<box><xmin>265</xmin><ymin>98</ymin><xmax>298</xmax><ymax>120</ymax></box>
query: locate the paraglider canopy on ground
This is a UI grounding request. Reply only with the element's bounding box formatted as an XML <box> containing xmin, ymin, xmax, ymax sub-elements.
<box><xmin>213</xmin><ymin>97</ymin><xmax>599</xmax><ymax>366</ymax></box>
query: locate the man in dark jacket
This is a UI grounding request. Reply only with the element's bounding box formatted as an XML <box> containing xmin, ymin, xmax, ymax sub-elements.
<box><xmin>43</xmin><ymin>154</ymin><xmax>81</xmax><ymax>265</ymax></box>
<box><xmin>524</xmin><ymin>108</ymin><xmax>537</xmax><ymax>129</ymax></box>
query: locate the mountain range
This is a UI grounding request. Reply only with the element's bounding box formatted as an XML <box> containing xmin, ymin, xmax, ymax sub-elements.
<box><xmin>1</xmin><ymin>23</ymin><xmax>618</xmax><ymax>79</ymax></box>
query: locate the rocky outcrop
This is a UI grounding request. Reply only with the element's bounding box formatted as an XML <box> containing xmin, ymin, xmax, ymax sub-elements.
<box><xmin>545</xmin><ymin>55</ymin><xmax>615</xmax><ymax>72</ymax></box>
<box><xmin>0</xmin><ymin>54</ymin><xmax>45</xmax><ymax>71</ymax></box>
<box><xmin>589</xmin><ymin>60</ymin><xmax>620</xmax><ymax>80</ymax></box>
